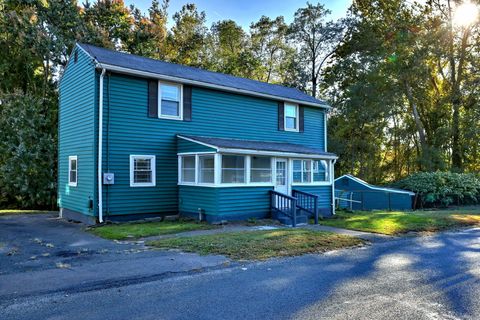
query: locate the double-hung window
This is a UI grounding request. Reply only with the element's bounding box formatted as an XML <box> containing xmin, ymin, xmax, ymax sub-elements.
<box><xmin>250</xmin><ymin>156</ymin><xmax>272</xmax><ymax>183</ymax></box>
<box><xmin>68</xmin><ymin>156</ymin><xmax>78</xmax><ymax>187</ymax></box>
<box><xmin>284</xmin><ymin>103</ymin><xmax>298</xmax><ymax>131</ymax></box>
<box><xmin>221</xmin><ymin>155</ymin><xmax>245</xmax><ymax>183</ymax></box>
<box><xmin>159</xmin><ymin>82</ymin><xmax>182</xmax><ymax>119</ymax></box>
<box><xmin>292</xmin><ymin>159</ymin><xmax>312</xmax><ymax>183</ymax></box>
<box><xmin>130</xmin><ymin>155</ymin><xmax>156</xmax><ymax>187</ymax></box>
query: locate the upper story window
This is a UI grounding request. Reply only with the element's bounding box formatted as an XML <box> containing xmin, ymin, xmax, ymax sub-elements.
<box><xmin>68</xmin><ymin>156</ymin><xmax>78</xmax><ymax>187</ymax></box>
<box><xmin>130</xmin><ymin>155</ymin><xmax>156</xmax><ymax>187</ymax></box>
<box><xmin>159</xmin><ymin>82</ymin><xmax>182</xmax><ymax>120</ymax></box>
<box><xmin>284</xmin><ymin>103</ymin><xmax>299</xmax><ymax>131</ymax></box>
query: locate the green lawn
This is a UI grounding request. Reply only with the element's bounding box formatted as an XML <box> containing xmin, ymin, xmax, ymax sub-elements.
<box><xmin>321</xmin><ymin>209</ymin><xmax>480</xmax><ymax>235</ymax></box>
<box><xmin>147</xmin><ymin>229</ymin><xmax>364</xmax><ymax>260</ymax></box>
<box><xmin>0</xmin><ymin>210</ymin><xmax>52</xmax><ymax>216</ymax></box>
<box><xmin>89</xmin><ymin>220</ymin><xmax>218</xmax><ymax>240</ymax></box>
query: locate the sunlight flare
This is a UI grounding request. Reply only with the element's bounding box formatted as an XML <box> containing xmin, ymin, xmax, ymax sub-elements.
<box><xmin>453</xmin><ymin>1</ymin><xmax>479</xmax><ymax>27</ymax></box>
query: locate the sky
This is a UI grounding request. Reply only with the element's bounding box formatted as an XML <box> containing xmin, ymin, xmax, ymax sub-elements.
<box><xmin>123</xmin><ymin>0</ymin><xmax>351</xmax><ymax>29</ymax></box>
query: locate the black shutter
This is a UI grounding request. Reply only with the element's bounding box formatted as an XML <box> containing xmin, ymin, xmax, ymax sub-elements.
<box><xmin>183</xmin><ymin>85</ymin><xmax>192</xmax><ymax>121</ymax></box>
<box><xmin>278</xmin><ymin>101</ymin><xmax>285</xmax><ymax>131</ymax></box>
<box><xmin>299</xmin><ymin>105</ymin><xmax>304</xmax><ymax>132</ymax></box>
<box><xmin>148</xmin><ymin>80</ymin><xmax>158</xmax><ymax>118</ymax></box>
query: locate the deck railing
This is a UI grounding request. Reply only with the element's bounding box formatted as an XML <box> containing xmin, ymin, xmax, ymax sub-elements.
<box><xmin>269</xmin><ymin>190</ymin><xmax>298</xmax><ymax>227</ymax></box>
<box><xmin>292</xmin><ymin>190</ymin><xmax>319</xmax><ymax>224</ymax></box>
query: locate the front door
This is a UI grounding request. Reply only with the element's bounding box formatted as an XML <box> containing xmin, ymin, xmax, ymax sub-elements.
<box><xmin>275</xmin><ymin>159</ymin><xmax>289</xmax><ymax>195</ymax></box>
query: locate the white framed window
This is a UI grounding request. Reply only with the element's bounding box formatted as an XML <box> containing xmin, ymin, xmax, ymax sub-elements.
<box><xmin>292</xmin><ymin>159</ymin><xmax>312</xmax><ymax>183</ymax></box>
<box><xmin>159</xmin><ymin>81</ymin><xmax>182</xmax><ymax>120</ymax></box>
<box><xmin>284</xmin><ymin>103</ymin><xmax>299</xmax><ymax>131</ymax></box>
<box><xmin>221</xmin><ymin>155</ymin><xmax>245</xmax><ymax>183</ymax></box>
<box><xmin>250</xmin><ymin>156</ymin><xmax>272</xmax><ymax>183</ymax></box>
<box><xmin>181</xmin><ymin>156</ymin><xmax>196</xmax><ymax>183</ymax></box>
<box><xmin>199</xmin><ymin>155</ymin><xmax>215</xmax><ymax>184</ymax></box>
<box><xmin>130</xmin><ymin>155</ymin><xmax>156</xmax><ymax>187</ymax></box>
<box><xmin>68</xmin><ymin>156</ymin><xmax>78</xmax><ymax>187</ymax></box>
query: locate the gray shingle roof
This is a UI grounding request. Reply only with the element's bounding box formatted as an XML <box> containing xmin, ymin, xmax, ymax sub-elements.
<box><xmin>178</xmin><ymin>135</ymin><xmax>337</xmax><ymax>157</ymax></box>
<box><xmin>77</xmin><ymin>43</ymin><xmax>328</xmax><ymax>107</ymax></box>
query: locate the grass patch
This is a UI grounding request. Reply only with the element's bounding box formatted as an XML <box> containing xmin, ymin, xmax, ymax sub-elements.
<box><xmin>89</xmin><ymin>220</ymin><xmax>218</xmax><ymax>240</ymax></box>
<box><xmin>321</xmin><ymin>209</ymin><xmax>480</xmax><ymax>235</ymax></box>
<box><xmin>0</xmin><ymin>210</ymin><xmax>51</xmax><ymax>216</ymax></box>
<box><xmin>147</xmin><ymin>229</ymin><xmax>364</xmax><ymax>260</ymax></box>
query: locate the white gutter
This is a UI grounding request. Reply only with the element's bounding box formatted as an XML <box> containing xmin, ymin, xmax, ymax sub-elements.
<box><xmin>97</xmin><ymin>68</ymin><xmax>106</xmax><ymax>223</ymax></box>
<box><xmin>94</xmin><ymin>63</ymin><xmax>331</xmax><ymax>110</ymax></box>
<box><xmin>331</xmin><ymin>159</ymin><xmax>337</xmax><ymax>215</ymax></box>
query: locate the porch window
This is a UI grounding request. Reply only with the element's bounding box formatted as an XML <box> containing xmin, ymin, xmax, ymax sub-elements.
<box><xmin>159</xmin><ymin>82</ymin><xmax>182</xmax><ymax>119</ymax></box>
<box><xmin>250</xmin><ymin>156</ymin><xmax>272</xmax><ymax>183</ymax></box>
<box><xmin>199</xmin><ymin>155</ymin><xmax>215</xmax><ymax>183</ymax></box>
<box><xmin>68</xmin><ymin>156</ymin><xmax>77</xmax><ymax>187</ymax></box>
<box><xmin>130</xmin><ymin>155</ymin><xmax>156</xmax><ymax>187</ymax></box>
<box><xmin>181</xmin><ymin>156</ymin><xmax>196</xmax><ymax>183</ymax></box>
<box><xmin>292</xmin><ymin>159</ymin><xmax>312</xmax><ymax>183</ymax></box>
<box><xmin>221</xmin><ymin>155</ymin><xmax>245</xmax><ymax>183</ymax></box>
<box><xmin>313</xmin><ymin>160</ymin><xmax>329</xmax><ymax>182</ymax></box>
<box><xmin>284</xmin><ymin>104</ymin><xmax>298</xmax><ymax>131</ymax></box>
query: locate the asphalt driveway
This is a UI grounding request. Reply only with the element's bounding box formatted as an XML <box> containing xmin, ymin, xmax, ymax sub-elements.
<box><xmin>2</xmin><ymin>214</ymin><xmax>480</xmax><ymax>319</ymax></box>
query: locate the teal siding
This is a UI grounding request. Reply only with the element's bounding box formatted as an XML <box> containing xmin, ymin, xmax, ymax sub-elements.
<box><xmin>58</xmin><ymin>48</ymin><xmax>96</xmax><ymax>216</ymax></box>
<box><xmin>177</xmin><ymin>137</ymin><xmax>216</xmax><ymax>153</ymax></box>
<box><xmin>179</xmin><ymin>186</ymin><xmax>273</xmax><ymax>219</ymax></box>
<box><xmin>101</xmin><ymin>73</ymin><xmax>327</xmax><ymax>216</ymax></box>
<box><xmin>293</xmin><ymin>185</ymin><xmax>332</xmax><ymax>209</ymax></box>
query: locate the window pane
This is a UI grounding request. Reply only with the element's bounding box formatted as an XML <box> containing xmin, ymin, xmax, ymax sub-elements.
<box><xmin>313</xmin><ymin>160</ymin><xmax>328</xmax><ymax>182</ymax></box>
<box><xmin>70</xmin><ymin>159</ymin><xmax>77</xmax><ymax>171</ymax></box>
<box><xmin>134</xmin><ymin>158</ymin><xmax>153</xmax><ymax>184</ymax></box>
<box><xmin>285</xmin><ymin>117</ymin><xmax>296</xmax><ymax>129</ymax></box>
<box><xmin>134</xmin><ymin>171</ymin><xmax>152</xmax><ymax>183</ymax></box>
<box><xmin>222</xmin><ymin>155</ymin><xmax>245</xmax><ymax>183</ymax></box>
<box><xmin>181</xmin><ymin>156</ymin><xmax>195</xmax><ymax>183</ymax></box>
<box><xmin>251</xmin><ymin>156</ymin><xmax>271</xmax><ymax>183</ymax></box>
<box><xmin>285</xmin><ymin>105</ymin><xmax>297</xmax><ymax>117</ymax></box>
<box><xmin>292</xmin><ymin>160</ymin><xmax>302</xmax><ymax>183</ymax></box>
<box><xmin>160</xmin><ymin>84</ymin><xmax>179</xmax><ymax>101</ymax></box>
<box><xmin>199</xmin><ymin>156</ymin><xmax>214</xmax><ymax>183</ymax></box>
<box><xmin>161</xmin><ymin>100</ymin><xmax>179</xmax><ymax>116</ymax></box>
<box><xmin>276</xmin><ymin>161</ymin><xmax>286</xmax><ymax>185</ymax></box>
<box><xmin>70</xmin><ymin>170</ymin><xmax>77</xmax><ymax>183</ymax></box>
<box><xmin>302</xmin><ymin>160</ymin><xmax>312</xmax><ymax>183</ymax></box>
<box><xmin>134</xmin><ymin>159</ymin><xmax>151</xmax><ymax>171</ymax></box>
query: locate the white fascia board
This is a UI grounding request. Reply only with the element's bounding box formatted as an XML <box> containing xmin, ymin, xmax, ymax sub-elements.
<box><xmin>334</xmin><ymin>174</ymin><xmax>415</xmax><ymax>195</ymax></box>
<box><xmin>176</xmin><ymin>135</ymin><xmax>219</xmax><ymax>151</ymax></box>
<box><xmin>217</xmin><ymin>148</ymin><xmax>338</xmax><ymax>160</ymax></box>
<box><xmin>95</xmin><ymin>63</ymin><xmax>331</xmax><ymax>110</ymax></box>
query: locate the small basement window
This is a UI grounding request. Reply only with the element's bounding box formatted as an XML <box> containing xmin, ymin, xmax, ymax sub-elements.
<box><xmin>159</xmin><ymin>82</ymin><xmax>182</xmax><ymax>120</ymax></box>
<box><xmin>130</xmin><ymin>155</ymin><xmax>156</xmax><ymax>187</ymax></box>
<box><xmin>68</xmin><ymin>156</ymin><xmax>78</xmax><ymax>187</ymax></box>
<box><xmin>284</xmin><ymin>103</ymin><xmax>298</xmax><ymax>131</ymax></box>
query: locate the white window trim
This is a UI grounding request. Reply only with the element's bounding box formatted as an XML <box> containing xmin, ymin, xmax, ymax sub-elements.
<box><xmin>284</xmin><ymin>103</ymin><xmax>299</xmax><ymax>132</ymax></box>
<box><xmin>158</xmin><ymin>81</ymin><xmax>183</xmax><ymax>120</ymax></box>
<box><xmin>178</xmin><ymin>153</ymin><xmax>333</xmax><ymax>187</ymax></box>
<box><xmin>130</xmin><ymin>155</ymin><xmax>156</xmax><ymax>187</ymax></box>
<box><xmin>68</xmin><ymin>155</ymin><xmax>78</xmax><ymax>187</ymax></box>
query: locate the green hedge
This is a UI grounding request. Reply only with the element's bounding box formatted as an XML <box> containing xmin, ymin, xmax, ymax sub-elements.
<box><xmin>394</xmin><ymin>172</ymin><xmax>480</xmax><ymax>208</ymax></box>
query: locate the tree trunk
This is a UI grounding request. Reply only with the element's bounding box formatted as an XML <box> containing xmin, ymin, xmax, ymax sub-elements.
<box><xmin>404</xmin><ymin>80</ymin><xmax>427</xmax><ymax>150</ymax></box>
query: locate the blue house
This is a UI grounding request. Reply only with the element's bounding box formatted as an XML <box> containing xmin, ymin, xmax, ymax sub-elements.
<box><xmin>335</xmin><ymin>175</ymin><xmax>415</xmax><ymax>211</ymax></box>
<box><xmin>58</xmin><ymin>43</ymin><xmax>337</xmax><ymax>225</ymax></box>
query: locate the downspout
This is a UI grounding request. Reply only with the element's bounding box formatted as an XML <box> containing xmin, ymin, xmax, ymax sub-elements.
<box><xmin>331</xmin><ymin>159</ymin><xmax>337</xmax><ymax>215</ymax></box>
<box><xmin>98</xmin><ymin>68</ymin><xmax>106</xmax><ymax>223</ymax></box>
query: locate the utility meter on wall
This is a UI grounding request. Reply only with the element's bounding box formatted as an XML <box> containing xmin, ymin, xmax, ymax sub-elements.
<box><xmin>103</xmin><ymin>173</ymin><xmax>114</xmax><ymax>185</ymax></box>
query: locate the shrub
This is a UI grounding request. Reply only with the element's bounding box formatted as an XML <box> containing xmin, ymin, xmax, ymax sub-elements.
<box><xmin>394</xmin><ymin>172</ymin><xmax>480</xmax><ymax>208</ymax></box>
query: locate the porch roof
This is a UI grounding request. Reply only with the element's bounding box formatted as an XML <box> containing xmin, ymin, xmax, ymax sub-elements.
<box><xmin>177</xmin><ymin>135</ymin><xmax>338</xmax><ymax>159</ymax></box>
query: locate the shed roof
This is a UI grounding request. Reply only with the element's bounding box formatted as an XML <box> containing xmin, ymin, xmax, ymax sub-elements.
<box><xmin>177</xmin><ymin>135</ymin><xmax>337</xmax><ymax>158</ymax></box>
<box><xmin>77</xmin><ymin>43</ymin><xmax>329</xmax><ymax>108</ymax></box>
<box><xmin>335</xmin><ymin>174</ymin><xmax>415</xmax><ymax>195</ymax></box>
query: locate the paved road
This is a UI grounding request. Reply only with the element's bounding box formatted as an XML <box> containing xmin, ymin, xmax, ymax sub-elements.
<box><xmin>2</xmin><ymin>221</ymin><xmax>480</xmax><ymax>319</ymax></box>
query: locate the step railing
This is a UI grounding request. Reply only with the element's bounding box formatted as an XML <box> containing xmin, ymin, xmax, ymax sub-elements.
<box><xmin>269</xmin><ymin>190</ymin><xmax>298</xmax><ymax>227</ymax></box>
<box><xmin>292</xmin><ymin>190</ymin><xmax>319</xmax><ymax>224</ymax></box>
